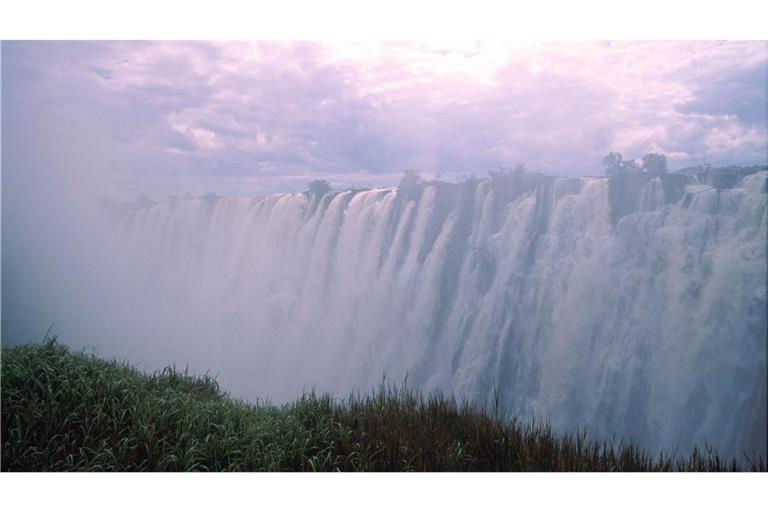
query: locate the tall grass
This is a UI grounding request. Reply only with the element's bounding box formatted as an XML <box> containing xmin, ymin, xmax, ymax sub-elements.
<box><xmin>1</xmin><ymin>339</ymin><xmax>763</xmax><ymax>471</ymax></box>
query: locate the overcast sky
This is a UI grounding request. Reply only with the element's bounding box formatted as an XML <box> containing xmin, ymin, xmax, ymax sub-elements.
<box><xmin>2</xmin><ymin>40</ymin><xmax>766</xmax><ymax>196</ymax></box>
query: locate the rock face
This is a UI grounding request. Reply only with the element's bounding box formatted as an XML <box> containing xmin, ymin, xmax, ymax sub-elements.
<box><xmin>607</xmin><ymin>171</ymin><xmax>695</xmax><ymax>226</ymax></box>
<box><xmin>44</xmin><ymin>170</ymin><xmax>768</xmax><ymax>458</ymax></box>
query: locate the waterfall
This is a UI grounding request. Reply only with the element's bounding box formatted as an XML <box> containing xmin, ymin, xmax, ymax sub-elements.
<box><xmin>106</xmin><ymin>171</ymin><xmax>767</xmax><ymax>457</ymax></box>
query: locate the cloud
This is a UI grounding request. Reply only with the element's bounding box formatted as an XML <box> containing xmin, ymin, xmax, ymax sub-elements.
<box><xmin>676</xmin><ymin>60</ymin><xmax>768</xmax><ymax>126</ymax></box>
<box><xmin>2</xmin><ymin>40</ymin><xmax>766</xmax><ymax>196</ymax></box>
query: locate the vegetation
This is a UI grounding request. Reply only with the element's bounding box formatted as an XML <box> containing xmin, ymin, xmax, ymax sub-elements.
<box><xmin>603</xmin><ymin>151</ymin><xmax>668</xmax><ymax>177</ymax></box>
<box><xmin>2</xmin><ymin>339</ymin><xmax>763</xmax><ymax>472</ymax></box>
<box><xmin>641</xmin><ymin>152</ymin><xmax>668</xmax><ymax>176</ymax></box>
<box><xmin>305</xmin><ymin>179</ymin><xmax>332</xmax><ymax>199</ymax></box>
<box><xmin>398</xmin><ymin>169</ymin><xmax>422</xmax><ymax>189</ymax></box>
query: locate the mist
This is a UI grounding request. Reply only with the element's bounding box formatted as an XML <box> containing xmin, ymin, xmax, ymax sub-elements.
<box><xmin>5</xmin><ymin>167</ymin><xmax>766</xmax><ymax>458</ymax></box>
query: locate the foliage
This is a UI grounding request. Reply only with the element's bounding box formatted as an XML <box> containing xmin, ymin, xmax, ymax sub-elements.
<box><xmin>305</xmin><ymin>180</ymin><xmax>332</xmax><ymax>199</ymax></box>
<box><xmin>398</xmin><ymin>169</ymin><xmax>422</xmax><ymax>189</ymax></box>
<box><xmin>641</xmin><ymin>153</ymin><xmax>668</xmax><ymax>176</ymax></box>
<box><xmin>603</xmin><ymin>152</ymin><xmax>670</xmax><ymax>176</ymax></box>
<box><xmin>603</xmin><ymin>152</ymin><xmax>640</xmax><ymax>176</ymax></box>
<box><xmin>2</xmin><ymin>339</ymin><xmax>763</xmax><ymax>472</ymax></box>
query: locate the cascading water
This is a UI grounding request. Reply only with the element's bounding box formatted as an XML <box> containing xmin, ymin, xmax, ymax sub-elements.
<box><xmin>107</xmin><ymin>170</ymin><xmax>767</xmax><ymax>458</ymax></box>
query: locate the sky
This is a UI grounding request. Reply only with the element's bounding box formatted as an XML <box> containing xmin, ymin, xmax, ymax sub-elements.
<box><xmin>2</xmin><ymin>40</ymin><xmax>767</xmax><ymax>196</ymax></box>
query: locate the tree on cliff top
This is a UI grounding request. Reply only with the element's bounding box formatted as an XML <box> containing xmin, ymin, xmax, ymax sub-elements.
<box><xmin>641</xmin><ymin>153</ymin><xmax>668</xmax><ymax>176</ymax></box>
<box><xmin>306</xmin><ymin>180</ymin><xmax>331</xmax><ymax>199</ymax></box>
<box><xmin>604</xmin><ymin>152</ymin><xmax>667</xmax><ymax>176</ymax></box>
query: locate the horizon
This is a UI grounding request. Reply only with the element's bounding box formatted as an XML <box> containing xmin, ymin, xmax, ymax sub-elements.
<box><xmin>99</xmin><ymin>160</ymin><xmax>768</xmax><ymax>202</ymax></box>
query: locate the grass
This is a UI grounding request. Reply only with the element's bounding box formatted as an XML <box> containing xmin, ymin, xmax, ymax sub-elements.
<box><xmin>1</xmin><ymin>338</ymin><xmax>764</xmax><ymax>472</ymax></box>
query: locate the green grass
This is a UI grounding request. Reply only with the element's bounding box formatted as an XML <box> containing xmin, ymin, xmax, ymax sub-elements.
<box><xmin>1</xmin><ymin>338</ymin><xmax>764</xmax><ymax>471</ymax></box>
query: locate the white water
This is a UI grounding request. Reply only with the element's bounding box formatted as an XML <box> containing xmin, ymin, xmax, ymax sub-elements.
<box><xmin>106</xmin><ymin>172</ymin><xmax>766</xmax><ymax>457</ymax></box>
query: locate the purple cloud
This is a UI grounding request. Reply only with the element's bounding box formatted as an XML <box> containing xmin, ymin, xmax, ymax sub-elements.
<box><xmin>2</xmin><ymin>40</ymin><xmax>766</xmax><ymax>197</ymax></box>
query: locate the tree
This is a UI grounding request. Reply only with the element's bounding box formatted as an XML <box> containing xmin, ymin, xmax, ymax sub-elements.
<box><xmin>641</xmin><ymin>153</ymin><xmax>668</xmax><ymax>176</ymax></box>
<box><xmin>603</xmin><ymin>152</ymin><xmax>643</xmax><ymax>176</ymax></box>
<box><xmin>306</xmin><ymin>180</ymin><xmax>331</xmax><ymax>199</ymax></box>
<box><xmin>621</xmin><ymin>159</ymin><xmax>640</xmax><ymax>173</ymax></box>
<box><xmin>399</xmin><ymin>169</ymin><xmax>421</xmax><ymax>189</ymax></box>
<box><xmin>602</xmin><ymin>152</ymin><xmax>624</xmax><ymax>176</ymax></box>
